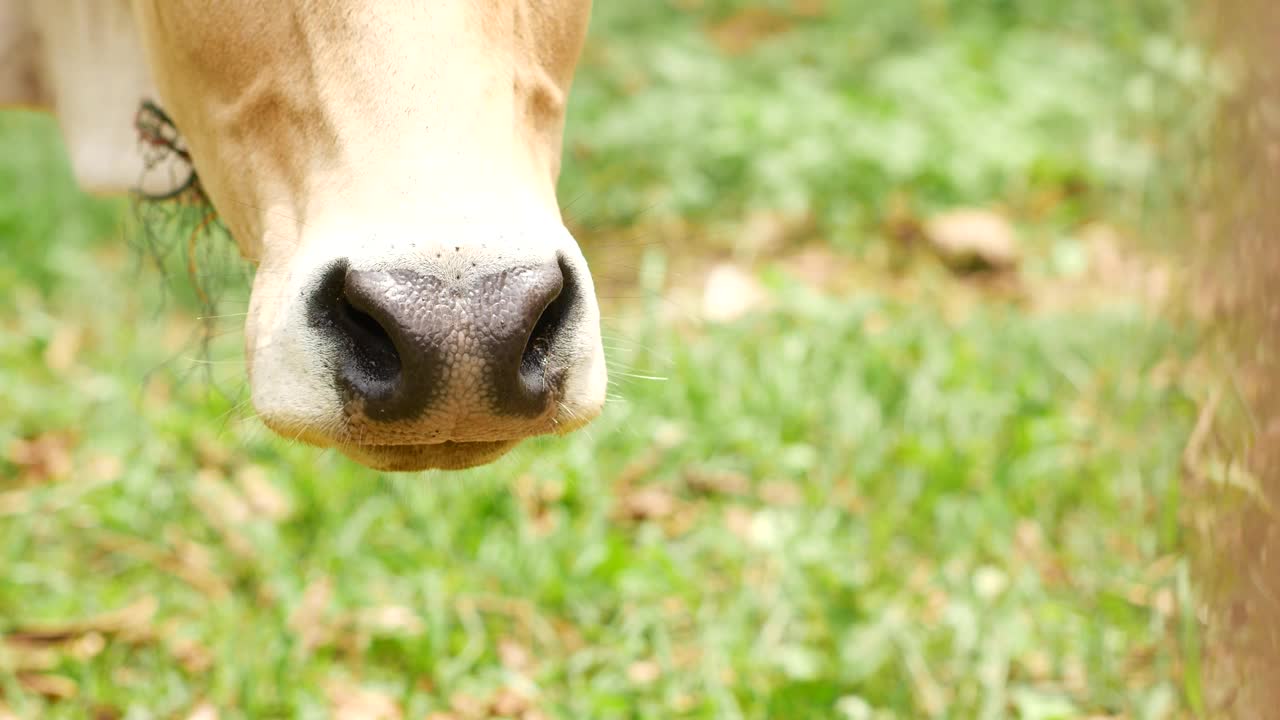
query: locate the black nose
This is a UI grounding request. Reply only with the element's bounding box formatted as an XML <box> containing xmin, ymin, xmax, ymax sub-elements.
<box><xmin>309</xmin><ymin>259</ymin><xmax>574</xmax><ymax>421</ymax></box>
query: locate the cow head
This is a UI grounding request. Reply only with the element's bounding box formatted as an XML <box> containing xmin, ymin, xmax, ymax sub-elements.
<box><xmin>10</xmin><ymin>0</ymin><xmax>606</xmax><ymax>471</ymax></box>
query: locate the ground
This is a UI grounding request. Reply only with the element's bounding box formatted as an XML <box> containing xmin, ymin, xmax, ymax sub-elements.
<box><xmin>1</xmin><ymin>2</ymin><xmax>1208</xmax><ymax>718</ymax></box>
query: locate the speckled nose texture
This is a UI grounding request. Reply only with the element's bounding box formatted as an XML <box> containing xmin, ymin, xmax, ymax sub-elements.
<box><xmin>309</xmin><ymin>258</ymin><xmax>574</xmax><ymax>422</ymax></box>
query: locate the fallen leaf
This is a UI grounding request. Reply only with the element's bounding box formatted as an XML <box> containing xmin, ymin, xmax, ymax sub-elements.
<box><xmin>194</xmin><ymin>434</ymin><xmax>233</xmax><ymax>470</ymax></box>
<box><xmin>513</xmin><ymin>475</ymin><xmax>562</xmax><ymax>538</ymax></box>
<box><xmin>498</xmin><ymin>638</ymin><xmax>532</xmax><ymax>672</ymax></box>
<box><xmin>92</xmin><ymin>704</ymin><xmax>123</xmax><ymax>720</ymax></box>
<box><xmin>169</xmin><ymin>636</ymin><xmax>214</xmax><ymax>673</ymax></box>
<box><xmin>1020</xmin><ymin>650</ymin><xmax>1054</xmax><ymax>682</ymax></box>
<box><xmin>706</xmin><ymin>7</ymin><xmax>793</xmax><ymax>55</ymax></box>
<box><xmin>190</xmin><ymin>472</ymin><xmax>256</xmax><ymax>560</ymax></box>
<box><xmin>1064</xmin><ymin>656</ymin><xmax>1089</xmax><ymax>694</ymax></box>
<box><xmin>111</xmin><ymin>666</ymin><xmax>143</xmax><ymax>688</ymax></box>
<box><xmin>186</xmin><ymin>702</ymin><xmax>219</xmax><ymax>720</ymax></box>
<box><xmin>18</xmin><ymin>672</ymin><xmax>77</xmax><ymax>700</ymax></box>
<box><xmin>326</xmin><ymin>680</ymin><xmax>403</xmax><ymax>720</ymax></box>
<box><xmin>156</xmin><ymin>530</ymin><xmax>232</xmax><ymax>599</ymax></box>
<box><xmin>7</xmin><ymin>431</ymin><xmax>77</xmax><ymax>485</ymax></box>
<box><xmin>67</xmin><ymin>631</ymin><xmax>105</xmax><ymax>660</ymax></box>
<box><xmin>791</xmin><ymin>0</ymin><xmax>827</xmax><ymax>18</ymax></box>
<box><xmin>7</xmin><ymin>596</ymin><xmax>157</xmax><ymax>644</ymax></box>
<box><xmin>737</xmin><ymin>210</ymin><xmax>816</xmax><ymax>255</ymax></box>
<box><xmin>683</xmin><ymin>468</ymin><xmax>750</xmax><ymax>497</ymax></box>
<box><xmin>780</xmin><ymin>245</ymin><xmax>860</xmax><ymax>293</ymax></box>
<box><xmin>449</xmin><ymin>692</ymin><xmax>487</xmax><ymax>719</ymax></box>
<box><xmin>290</xmin><ymin>577</ymin><xmax>335</xmax><ymax>654</ymax></box>
<box><xmin>355</xmin><ymin>606</ymin><xmax>424</xmax><ymax>637</ymax></box>
<box><xmin>193</xmin><ymin>470</ymin><xmax>251</xmax><ymax>525</ymax></box>
<box><xmin>759</xmin><ymin>480</ymin><xmax>802</xmax><ymax>506</ymax></box>
<box><xmin>489</xmin><ymin>687</ymin><xmax>532</xmax><ymax>716</ymax></box>
<box><xmin>724</xmin><ymin>507</ymin><xmax>755</xmax><ymax>542</ymax></box>
<box><xmin>0</xmin><ymin>641</ymin><xmax>57</xmax><ymax>671</ymax></box>
<box><xmin>87</xmin><ymin>454</ymin><xmax>123</xmax><ymax>482</ymax></box>
<box><xmin>652</xmin><ymin>421</ymin><xmax>687</xmax><ymax>450</ymax></box>
<box><xmin>627</xmin><ymin>660</ymin><xmax>662</xmax><ymax>686</ymax></box>
<box><xmin>701</xmin><ymin>262</ymin><xmax>768</xmax><ymax>323</ymax></box>
<box><xmin>925</xmin><ymin>209</ymin><xmax>1020</xmax><ymax>274</ymax></box>
<box><xmin>43</xmin><ymin>324</ymin><xmax>83</xmax><ymax>373</ymax></box>
<box><xmin>1014</xmin><ymin>519</ymin><xmax>1043</xmax><ymax>556</ymax></box>
<box><xmin>615</xmin><ymin>449</ymin><xmax>662</xmax><ymax>488</ymax></box>
<box><xmin>615</xmin><ymin>486</ymin><xmax>677</xmax><ymax>522</ymax></box>
<box><xmin>235</xmin><ymin>465</ymin><xmax>292</xmax><ymax>520</ymax></box>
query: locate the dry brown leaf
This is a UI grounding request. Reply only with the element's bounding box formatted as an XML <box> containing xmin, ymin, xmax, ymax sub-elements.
<box><xmin>1153</xmin><ymin>588</ymin><xmax>1177</xmax><ymax>618</ymax></box>
<box><xmin>614</xmin><ymin>447</ymin><xmax>663</xmax><ymax>489</ymax></box>
<box><xmin>186</xmin><ymin>702</ymin><xmax>219</xmax><ymax>720</ymax></box>
<box><xmin>759</xmin><ymin>480</ymin><xmax>802</xmax><ymax>506</ymax></box>
<box><xmin>791</xmin><ymin>0</ymin><xmax>827</xmax><ymax>18</ymax></box>
<box><xmin>0</xmin><ymin>641</ymin><xmax>57</xmax><ymax>671</ymax></box>
<box><xmin>925</xmin><ymin>209</ymin><xmax>1020</xmax><ymax>274</ymax></box>
<box><xmin>191</xmin><ymin>472</ymin><xmax>255</xmax><ymax>559</ymax></box>
<box><xmin>1064</xmin><ymin>656</ymin><xmax>1089</xmax><ymax>695</ymax></box>
<box><xmin>449</xmin><ymin>692</ymin><xmax>487</xmax><ymax>719</ymax></box>
<box><xmin>169</xmin><ymin>636</ymin><xmax>214</xmax><ymax>674</ymax></box>
<box><xmin>194</xmin><ymin>435</ymin><xmax>233</xmax><ymax>470</ymax></box>
<box><xmin>326</xmin><ymin>680</ymin><xmax>403</xmax><ymax>720</ymax></box>
<box><xmin>66</xmin><ymin>631</ymin><xmax>105</xmax><ymax>660</ymax></box>
<box><xmin>706</xmin><ymin>7</ymin><xmax>793</xmax><ymax>55</ymax></box>
<box><xmin>513</xmin><ymin>475</ymin><xmax>562</xmax><ymax>538</ymax></box>
<box><xmin>615</xmin><ymin>486</ymin><xmax>677</xmax><ymax>522</ymax></box>
<box><xmin>193</xmin><ymin>470</ymin><xmax>251</xmax><ymax>525</ymax></box>
<box><xmin>683</xmin><ymin>468</ymin><xmax>750</xmax><ymax>497</ymax></box>
<box><xmin>780</xmin><ymin>245</ymin><xmax>861</xmax><ymax>293</ymax></box>
<box><xmin>737</xmin><ymin>210</ymin><xmax>816</xmax><ymax>255</ymax></box>
<box><xmin>7</xmin><ymin>596</ymin><xmax>157</xmax><ymax>644</ymax></box>
<box><xmin>235</xmin><ymin>465</ymin><xmax>292</xmax><ymax>520</ymax></box>
<box><xmin>627</xmin><ymin>660</ymin><xmax>662</xmax><ymax>686</ymax></box>
<box><xmin>86</xmin><ymin>454</ymin><xmax>123</xmax><ymax>482</ymax></box>
<box><xmin>498</xmin><ymin>638</ymin><xmax>533</xmax><ymax>672</ymax></box>
<box><xmin>662</xmin><ymin>501</ymin><xmax>704</xmax><ymax>539</ymax></box>
<box><xmin>92</xmin><ymin>704</ymin><xmax>123</xmax><ymax>720</ymax></box>
<box><xmin>723</xmin><ymin>507</ymin><xmax>755</xmax><ymax>542</ymax></box>
<box><xmin>43</xmin><ymin>324</ymin><xmax>83</xmax><ymax>373</ymax></box>
<box><xmin>355</xmin><ymin>606</ymin><xmax>424</xmax><ymax>637</ymax></box>
<box><xmin>7</xmin><ymin>431</ymin><xmax>77</xmax><ymax>485</ymax></box>
<box><xmin>489</xmin><ymin>687</ymin><xmax>532</xmax><ymax>717</ymax></box>
<box><xmin>18</xmin><ymin>672</ymin><xmax>77</xmax><ymax>700</ymax></box>
<box><xmin>1020</xmin><ymin>650</ymin><xmax>1054</xmax><ymax>683</ymax></box>
<box><xmin>160</xmin><ymin>529</ymin><xmax>233</xmax><ymax>599</ymax></box>
<box><xmin>290</xmin><ymin>577</ymin><xmax>335</xmax><ymax>654</ymax></box>
<box><xmin>701</xmin><ymin>262</ymin><xmax>768</xmax><ymax>323</ymax></box>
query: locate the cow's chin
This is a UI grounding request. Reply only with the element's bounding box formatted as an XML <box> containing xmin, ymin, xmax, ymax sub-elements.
<box><xmin>338</xmin><ymin>440</ymin><xmax>522</xmax><ymax>472</ymax></box>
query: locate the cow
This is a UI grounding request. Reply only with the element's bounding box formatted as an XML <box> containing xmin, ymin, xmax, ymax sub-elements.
<box><xmin>0</xmin><ymin>0</ymin><xmax>608</xmax><ymax>471</ymax></box>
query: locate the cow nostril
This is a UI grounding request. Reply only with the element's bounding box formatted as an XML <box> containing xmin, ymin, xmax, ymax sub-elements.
<box><xmin>334</xmin><ymin>293</ymin><xmax>402</xmax><ymax>385</ymax></box>
<box><xmin>520</xmin><ymin>256</ymin><xmax>576</xmax><ymax>379</ymax></box>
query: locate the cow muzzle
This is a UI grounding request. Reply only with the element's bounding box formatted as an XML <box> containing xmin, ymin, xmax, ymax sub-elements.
<box><xmin>246</xmin><ymin>227</ymin><xmax>607</xmax><ymax>472</ymax></box>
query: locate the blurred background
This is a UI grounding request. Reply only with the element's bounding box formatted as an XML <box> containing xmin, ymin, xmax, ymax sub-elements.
<box><xmin>0</xmin><ymin>1</ymin><xmax>1234</xmax><ymax>718</ymax></box>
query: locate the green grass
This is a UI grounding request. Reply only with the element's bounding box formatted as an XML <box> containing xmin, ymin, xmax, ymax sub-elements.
<box><xmin>561</xmin><ymin>0</ymin><xmax>1206</xmax><ymax>247</ymax></box>
<box><xmin>1</xmin><ymin>2</ymin><xmax>1203</xmax><ymax>718</ymax></box>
